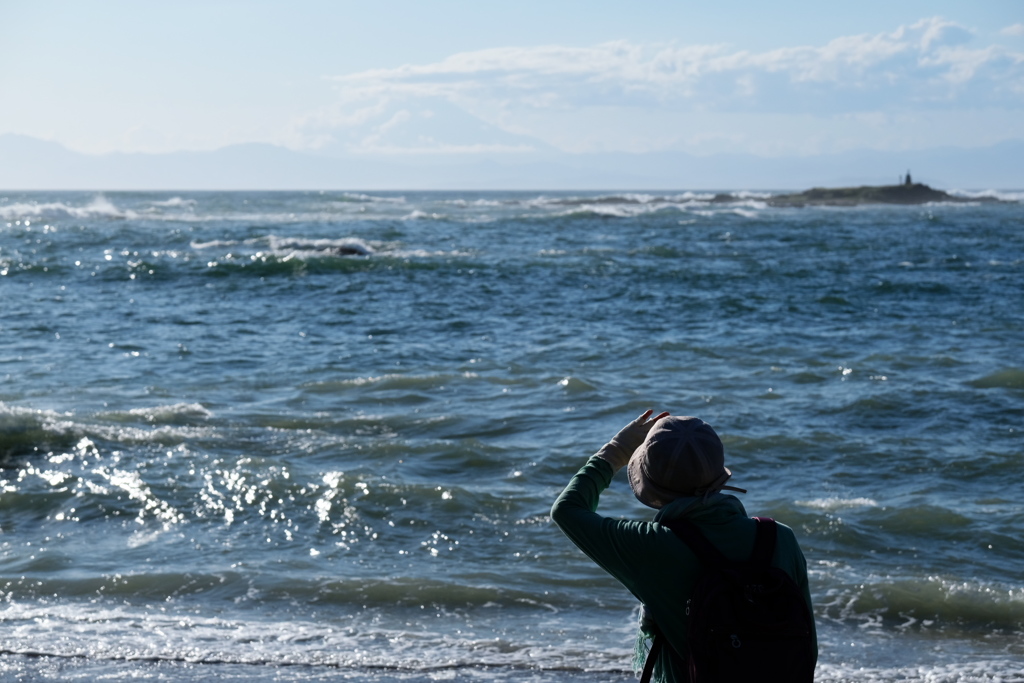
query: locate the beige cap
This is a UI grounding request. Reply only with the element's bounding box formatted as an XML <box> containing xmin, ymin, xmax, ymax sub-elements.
<box><xmin>627</xmin><ymin>416</ymin><xmax>744</xmax><ymax>508</ymax></box>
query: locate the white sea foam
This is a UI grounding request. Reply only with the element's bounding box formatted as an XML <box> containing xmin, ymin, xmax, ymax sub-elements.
<box><xmin>0</xmin><ymin>195</ymin><xmax>135</xmax><ymax>221</ymax></box>
<box><xmin>444</xmin><ymin>197</ymin><xmax>505</xmax><ymax>207</ymax></box>
<box><xmin>730</xmin><ymin>208</ymin><xmax>761</xmax><ymax>218</ymax></box>
<box><xmin>0</xmin><ymin>602</ymin><xmax>632</xmax><ymax>676</ymax></box>
<box><xmin>816</xmin><ymin>660</ymin><xmax>1024</xmax><ymax>683</ymax></box>
<box><xmin>947</xmin><ymin>188</ymin><xmax>1024</xmax><ymax>202</ymax></box>
<box><xmin>559</xmin><ymin>204</ymin><xmax>645</xmax><ymax>218</ymax></box>
<box><xmin>160</xmin><ymin>210</ymin><xmax>387</xmax><ymax>224</ymax></box>
<box><xmin>0</xmin><ymin>403</ymin><xmax>216</xmax><ymax>459</ymax></box>
<box><xmin>125</xmin><ymin>402</ymin><xmax>212</xmax><ymax>422</ymax></box>
<box><xmin>190</xmin><ymin>238</ymin><xmax>242</xmax><ymax>249</ymax></box>
<box><xmin>618</xmin><ymin>192</ymin><xmax>658</xmax><ymax>203</ymax></box>
<box><xmin>338</xmin><ymin>192</ymin><xmax>406</xmax><ymax>203</ymax></box>
<box><xmin>722</xmin><ymin>199</ymin><xmax>769</xmax><ymax>210</ymax></box>
<box><xmin>796</xmin><ymin>497</ymin><xmax>879</xmax><ymax>510</ymax></box>
<box><xmin>74</xmin><ymin>422</ymin><xmax>218</xmax><ymax>446</ymax></box>
<box><xmin>0</xmin><ymin>401</ymin><xmax>74</xmax><ymax>433</ymax></box>
<box><xmin>553</xmin><ymin>202</ymin><xmax>691</xmax><ymax>219</ymax></box>
<box><xmin>149</xmin><ymin>196</ymin><xmax>197</xmax><ymax>208</ymax></box>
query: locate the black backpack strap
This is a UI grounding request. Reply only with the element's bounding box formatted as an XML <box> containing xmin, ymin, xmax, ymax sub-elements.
<box><xmin>665</xmin><ymin>516</ymin><xmax>778</xmax><ymax>569</ymax></box>
<box><xmin>639</xmin><ymin>626</ymin><xmax>664</xmax><ymax>683</ymax></box>
<box><xmin>638</xmin><ymin>621</ymin><xmax>689</xmax><ymax>683</ymax></box>
<box><xmin>661</xmin><ymin>518</ymin><xmax>731</xmax><ymax>569</ymax></box>
<box><xmin>750</xmin><ymin>517</ymin><xmax>778</xmax><ymax>569</ymax></box>
<box><xmin>641</xmin><ymin>519</ymin><xmax>729</xmax><ymax>683</ymax></box>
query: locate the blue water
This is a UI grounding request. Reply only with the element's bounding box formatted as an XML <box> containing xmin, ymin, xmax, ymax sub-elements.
<box><xmin>1</xmin><ymin>190</ymin><xmax>1022</xmax><ymax>681</ymax></box>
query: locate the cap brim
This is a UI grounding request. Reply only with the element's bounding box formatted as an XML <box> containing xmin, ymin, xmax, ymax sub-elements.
<box><xmin>628</xmin><ymin>459</ymin><xmax>743</xmax><ymax>508</ymax></box>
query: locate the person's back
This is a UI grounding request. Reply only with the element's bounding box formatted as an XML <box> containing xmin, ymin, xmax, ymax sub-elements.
<box><xmin>550</xmin><ymin>410</ymin><xmax>816</xmax><ymax>682</ymax></box>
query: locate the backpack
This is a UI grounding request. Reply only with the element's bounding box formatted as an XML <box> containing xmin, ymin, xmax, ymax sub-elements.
<box><xmin>640</xmin><ymin>517</ymin><xmax>815</xmax><ymax>683</ymax></box>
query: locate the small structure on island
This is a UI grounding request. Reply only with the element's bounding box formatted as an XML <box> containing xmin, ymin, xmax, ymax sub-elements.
<box><xmin>707</xmin><ymin>173</ymin><xmax>1009</xmax><ymax>207</ymax></box>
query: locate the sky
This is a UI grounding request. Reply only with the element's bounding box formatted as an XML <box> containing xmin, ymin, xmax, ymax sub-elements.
<box><xmin>2</xmin><ymin>1</ymin><xmax>1022</xmax><ymax>160</ymax></box>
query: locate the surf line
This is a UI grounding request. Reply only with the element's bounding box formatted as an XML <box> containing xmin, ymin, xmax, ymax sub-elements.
<box><xmin>0</xmin><ymin>647</ymin><xmax>628</xmax><ymax>674</ymax></box>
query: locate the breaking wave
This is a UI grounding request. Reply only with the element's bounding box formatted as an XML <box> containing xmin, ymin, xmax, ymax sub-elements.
<box><xmin>0</xmin><ymin>196</ymin><xmax>135</xmax><ymax>221</ymax></box>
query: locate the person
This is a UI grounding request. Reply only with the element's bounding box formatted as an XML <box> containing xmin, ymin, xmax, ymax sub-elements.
<box><xmin>550</xmin><ymin>410</ymin><xmax>816</xmax><ymax>682</ymax></box>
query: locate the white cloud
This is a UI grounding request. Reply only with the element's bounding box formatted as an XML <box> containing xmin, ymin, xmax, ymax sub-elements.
<box><xmin>292</xmin><ymin>17</ymin><xmax>1024</xmax><ymax>156</ymax></box>
<box><xmin>329</xmin><ymin>18</ymin><xmax>1016</xmax><ymax>107</ymax></box>
<box><xmin>1001</xmin><ymin>23</ymin><xmax>1024</xmax><ymax>37</ymax></box>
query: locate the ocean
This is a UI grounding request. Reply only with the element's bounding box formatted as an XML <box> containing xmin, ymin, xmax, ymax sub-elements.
<box><xmin>0</xmin><ymin>190</ymin><xmax>1022</xmax><ymax>682</ymax></box>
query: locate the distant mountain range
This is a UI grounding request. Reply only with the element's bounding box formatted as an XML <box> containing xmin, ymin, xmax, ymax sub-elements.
<box><xmin>1</xmin><ymin>134</ymin><xmax>1021</xmax><ymax>191</ymax></box>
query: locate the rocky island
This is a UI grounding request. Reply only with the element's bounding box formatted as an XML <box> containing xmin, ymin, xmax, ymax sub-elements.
<box><xmin>712</xmin><ymin>173</ymin><xmax>1006</xmax><ymax>207</ymax></box>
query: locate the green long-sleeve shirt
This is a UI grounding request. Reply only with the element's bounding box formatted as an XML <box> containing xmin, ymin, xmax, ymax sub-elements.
<box><xmin>551</xmin><ymin>455</ymin><xmax>816</xmax><ymax>683</ymax></box>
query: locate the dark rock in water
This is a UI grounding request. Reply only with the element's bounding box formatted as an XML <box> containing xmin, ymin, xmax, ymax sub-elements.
<box><xmin>333</xmin><ymin>244</ymin><xmax>371</xmax><ymax>256</ymax></box>
<box><xmin>762</xmin><ymin>183</ymin><xmax>1004</xmax><ymax>207</ymax></box>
